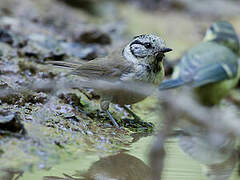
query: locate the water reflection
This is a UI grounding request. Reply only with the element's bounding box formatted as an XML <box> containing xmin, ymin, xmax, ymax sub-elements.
<box><xmin>43</xmin><ymin>152</ymin><xmax>151</xmax><ymax>180</ymax></box>
<box><xmin>20</xmin><ymin>133</ymin><xmax>240</xmax><ymax>180</ymax></box>
<box><xmin>177</xmin><ymin>120</ymin><xmax>237</xmax><ymax>180</ymax></box>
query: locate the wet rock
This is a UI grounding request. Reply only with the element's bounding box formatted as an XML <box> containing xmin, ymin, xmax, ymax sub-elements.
<box><xmin>167</xmin><ymin>0</ymin><xmax>186</xmax><ymax>10</ymax></box>
<box><xmin>29</xmin><ymin>33</ymin><xmax>60</xmax><ymax>49</ymax></box>
<box><xmin>57</xmin><ymin>0</ymin><xmax>105</xmax><ymax>15</ymax></box>
<box><xmin>0</xmin><ymin>111</ymin><xmax>26</xmax><ymax>136</ymax></box>
<box><xmin>58</xmin><ymin>93</ymin><xmax>83</xmax><ymax>108</ymax></box>
<box><xmin>0</xmin><ymin>42</ymin><xmax>16</xmax><ymax>59</ymax></box>
<box><xmin>43</xmin><ymin>51</ymin><xmax>66</xmax><ymax>61</ymax></box>
<box><xmin>60</xmin><ymin>42</ymin><xmax>98</xmax><ymax>60</ymax></box>
<box><xmin>58</xmin><ymin>0</ymin><xmax>117</xmax><ymax>18</ymax></box>
<box><xmin>19</xmin><ymin>34</ymin><xmax>66</xmax><ymax>62</ymax></box>
<box><xmin>21</xmin><ymin>92</ymin><xmax>48</xmax><ymax>104</ymax></box>
<box><xmin>34</xmin><ymin>92</ymin><xmax>48</xmax><ymax>103</ymax></box>
<box><xmin>0</xmin><ymin>94</ymin><xmax>20</xmax><ymax>105</ymax></box>
<box><xmin>0</xmin><ymin>80</ymin><xmax>8</xmax><ymax>88</ymax></box>
<box><xmin>31</xmin><ymin>79</ymin><xmax>57</xmax><ymax>93</ymax></box>
<box><xmin>57</xmin><ymin>0</ymin><xmax>96</xmax><ymax>10</ymax></box>
<box><xmin>28</xmin><ymin>34</ymin><xmax>66</xmax><ymax>60</ymax></box>
<box><xmin>0</xmin><ymin>81</ymin><xmax>47</xmax><ymax>105</ymax></box>
<box><xmin>0</xmin><ymin>28</ymin><xmax>13</xmax><ymax>45</ymax></box>
<box><xmin>18</xmin><ymin>44</ymin><xmax>41</xmax><ymax>60</ymax></box>
<box><xmin>0</xmin><ymin>27</ymin><xmax>27</xmax><ymax>48</ymax></box>
<box><xmin>78</xmin><ymin>47</ymin><xmax>98</xmax><ymax>60</ymax></box>
<box><xmin>0</xmin><ymin>61</ymin><xmax>19</xmax><ymax>75</ymax></box>
<box><xmin>0</xmin><ymin>82</ymin><xmax>20</xmax><ymax>105</ymax></box>
<box><xmin>75</xmin><ymin>29</ymin><xmax>111</xmax><ymax>45</ymax></box>
<box><xmin>18</xmin><ymin>61</ymin><xmax>38</xmax><ymax>76</ymax></box>
<box><xmin>38</xmin><ymin>71</ymin><xmax>56</xmax><ymax>79</ymax></box>
<box><xmin>79</xmin><ymin>89</ymin><xmax>100</xmax><ymax>100</ymax></box>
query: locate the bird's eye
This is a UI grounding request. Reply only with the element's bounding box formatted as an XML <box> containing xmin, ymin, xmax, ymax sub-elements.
<box><xmin>144</xmin><ymin>43</ymin><xmax>152</xmax><ymax>49</ymax></box>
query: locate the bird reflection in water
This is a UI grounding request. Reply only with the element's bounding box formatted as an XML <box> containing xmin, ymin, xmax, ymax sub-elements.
<box><xmin>43</xmin><ymin>152</ymin><xmax>151</xmax><ymax>180</ymax></box>
<box><xmin>177</xmin><ymin>122</ymin><xmax>237</xmax><ymax>180</ymax></box>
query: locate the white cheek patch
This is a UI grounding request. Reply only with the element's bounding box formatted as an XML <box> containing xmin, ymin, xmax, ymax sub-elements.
<box><xmin>130</xmin><ymin>44</ymin><xmax>148</xmax><ymax>58</ymax></box>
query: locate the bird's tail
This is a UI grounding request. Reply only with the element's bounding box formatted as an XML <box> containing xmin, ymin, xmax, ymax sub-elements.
<box><xmin>158</xmin><ymin>78</ymin><xmax>185</xmax><ymax>90</ymax></box>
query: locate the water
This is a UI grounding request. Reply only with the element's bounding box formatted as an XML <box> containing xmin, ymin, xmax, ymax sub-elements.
<box><xmin>21</xmin><ymin>135</ymin><xmax>239</xmax><ymax>180</ymax></box>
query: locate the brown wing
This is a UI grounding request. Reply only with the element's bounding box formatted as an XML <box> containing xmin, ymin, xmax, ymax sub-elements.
<box><xmin>47</xmin><ymin>43</ymin><xmax>133</xmax><ymax>80</ymax></box>
<box><xmin>71</xmin><ymin>57</ymin><xmax>133</xmax><ymax>79</ymax></box>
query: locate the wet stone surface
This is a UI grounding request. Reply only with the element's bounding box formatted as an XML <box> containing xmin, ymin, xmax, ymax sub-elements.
<box><xmin>75</xmin><ymin>29</ymin><xmax>112</xmax><ymax>45</ymax></box>
<box><xmin>0</xmin><ymin>0</ymin><xmax>239</xmax><ymax>179</ymax></box>
<box><xmin>0</xmin><ymin>4</ymin><xmax>152</xmax><ymax>171</ymax></box>
<box><xmin>0</xmin><ymin>111</ymin><xmax>26</xmax><ymax>136</ymax></box>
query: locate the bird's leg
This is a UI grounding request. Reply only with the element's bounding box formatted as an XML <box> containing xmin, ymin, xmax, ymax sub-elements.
<box><xmin>100</xmin><ymin>99</ymin><xmax>119</xmax><ymax>128</ymax></box>
<box><xmin>123</xmin><ymin>105</ymin><xmax>141</xmax><ymax>122</ymax></box>
<box><xmin>106</xmin><ymin>110</ymin><xmax>119</xmax><ymax>128</ymax></box>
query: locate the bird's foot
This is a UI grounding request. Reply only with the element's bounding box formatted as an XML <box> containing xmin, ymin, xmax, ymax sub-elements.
<box><xmin>122</xmin><ymin>105</ymin><xmax>154</xmax><ymax>132</ymax></box>
<box><xmin>123</xmin><ymin>105</ymin><xmax>142</xmax><ymax>122</ymax></box>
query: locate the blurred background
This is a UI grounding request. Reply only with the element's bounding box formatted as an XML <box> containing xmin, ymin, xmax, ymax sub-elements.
<box><xmin>0</xmin><ymin>0</ymin><xmax>240</xmax><ymax>180</ymax></box>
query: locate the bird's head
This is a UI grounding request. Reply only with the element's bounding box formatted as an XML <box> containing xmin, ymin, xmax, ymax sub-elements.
<box><xmin>123</xmin><ymin>34</ymin><xmax>172</xmax><ymax>64</ymax></box>
<box><xmin>204</xmin><ymin>21</ymin><xmax>240</xmax><ymax>54</ymax></box>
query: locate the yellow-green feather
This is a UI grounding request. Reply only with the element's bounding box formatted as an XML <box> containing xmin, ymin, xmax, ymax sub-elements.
<box><xmin>160</xmin><ymin>21</ymin><xmax>240</xmax><ymax>106</ymax></box>
<box><xmin>195</xmin><ymin>22</ymin><xmax>240</xmax><ymax>105</ymax></box>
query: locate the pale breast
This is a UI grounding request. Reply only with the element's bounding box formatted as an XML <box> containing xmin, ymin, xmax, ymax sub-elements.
<box><xmin>106</xmin><ymin>63</ymin><xmax>164</xmax><ymax>105</ymax></box>
<box><xmin>120</xmin><ymin>63</ymin><xmax>164</xmax><ymax>84</ymax></box>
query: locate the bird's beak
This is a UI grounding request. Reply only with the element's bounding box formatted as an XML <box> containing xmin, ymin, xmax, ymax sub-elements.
<box><xmin>155</xmin><ymin>48</ymin><xmax>172</xmax><ymax>61</ymax></box>
<box><xmin>161</xmin><ymin>47</ymin><xmax>173</xmax><ymax>53</ymax></box>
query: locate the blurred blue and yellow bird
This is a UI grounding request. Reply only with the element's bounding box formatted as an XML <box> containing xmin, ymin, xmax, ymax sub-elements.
<box><xmin>159</xmin><ymin>21</ymin><xmax>240</xmax><ymax>106</ymax></box>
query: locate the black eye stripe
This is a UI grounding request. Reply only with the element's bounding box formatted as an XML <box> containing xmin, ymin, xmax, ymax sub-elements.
<box><xmin>130</xmin><ymin>40</ymin><xmax>144</xmax><ymax>46</ymax></box>
<box><xmin>130</xmin><ymin>40</ymin><xmax>152</xmax><ymax>49</ymax></box>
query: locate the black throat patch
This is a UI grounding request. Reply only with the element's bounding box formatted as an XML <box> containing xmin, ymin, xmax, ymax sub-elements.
<box><xmin>144</xmin><ymin>60</ymin><xmax>161</xmax><ymax>74</ymax></box>
<box><xmin>151</xmin><ymin>60</ymin><xmax>161</xmax><ymax>73</ymax></box>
